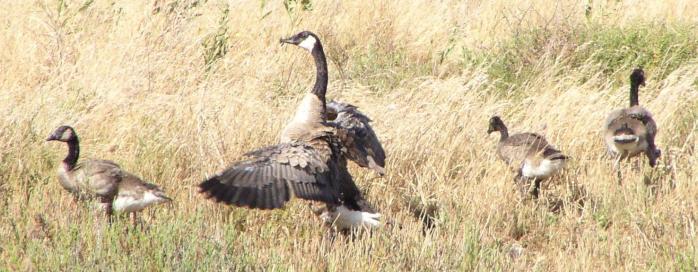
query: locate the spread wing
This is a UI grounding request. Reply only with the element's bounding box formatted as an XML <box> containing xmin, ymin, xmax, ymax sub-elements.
<box><xmin>198</xmin><ymin>142</ymin><xmax>340</xmax><ymax>210</ymax></box>
<box><xmin>327</xmin><ymin>101</ymin><xmax>386</xmax><ymax>175</ymax></box>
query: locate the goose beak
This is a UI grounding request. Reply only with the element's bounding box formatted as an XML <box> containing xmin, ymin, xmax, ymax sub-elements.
<box><xmin>487</xmin><ymin>127</ymin><xmax>494</xmax><ymax>134</ymax></box>
<box><xmin>46</xmin><ymin>134</ymin><xmax>58</xmax><ymax>141</ymax></box>
<box><xmin>279</xmin><ymin>36</ymin><xmax>301</xmax><ymax>45</ymax></box>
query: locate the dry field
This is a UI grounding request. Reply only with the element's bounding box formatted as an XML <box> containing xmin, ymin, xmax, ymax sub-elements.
<box><xmin>1</xmin><ymin>0</ymin><xmax>698</xmax><ymax>270</ymax></box>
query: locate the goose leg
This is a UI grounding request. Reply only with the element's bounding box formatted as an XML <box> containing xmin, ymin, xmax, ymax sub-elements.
<box><xmin>514</xmin><ymin>174</ymin><xmax>533</xmax><ymax>199</ymax></box>
<box><xmin>613</xmin><ymin>155</ymin><xmax>622</xmax><ymax>185</ymax></box>
<box><xmin>105</xmin><ymin>204</ymin><xmax>114</xmax><ymax>225</ymax></box>
<box><xmin>528</xmin><ymin>178</ymin><xmax>541</xmax><ymax>199</ymax></box>
<box><xmin>323</xmin><ymin>226</ymin><xmax>338</xmax><ymax>244</ymax></box>
<box><xmin>71</xmin><ymin>196</ymin><xmax>82</xmax><ymax>220</ymax></box>
<box><xmin>98</xmin><ymin>196</ymin><xmax>114</xmax><ymax>225</ymax></box>
<box><xmin>646</xmin><ymin>132</ymin><xmax>660</xmax><ymax>167</ymax></box>
<box><xmin>129</xmin><ymin>212</ymin><xmax>137</xmax><ymax>228</ymax></box>
<box><xmin>632</xmin><ymin>157</ymin><xmax>642</xmax><ymax>171</ymax></box>
<box><xmin>513</xmin><ymin>175</ymin><xmax>525</xmax><ymax>197</ymax></box>
<box><xmin>646</xmin><ymin>148</ymin><xmax>660</xmax><ymax>168</ymax></box>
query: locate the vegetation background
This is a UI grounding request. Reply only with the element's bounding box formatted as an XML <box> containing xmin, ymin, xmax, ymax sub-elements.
<box><xmin>1</xmin><ymin>0</ymin><xmax>697</xmax><ymax>270</ymax></box>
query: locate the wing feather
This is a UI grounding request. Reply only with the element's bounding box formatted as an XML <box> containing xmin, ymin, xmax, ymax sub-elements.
<box><xmin>73</xmin><ymin>159</ymin><xmax>123</xmax><ymax>198</ymax></box>
<box><xmin>262</xmin><ymin>185</ymin><xmax>273</xmax><ymax>209</ymax></box>
<box><xmin>199</xmin><ymin>143</ymin><xmax>339</xmax><ymax>209</ymax></box>
<box><xmin>327</xmin><ymin>101</ymin><xmax>386</xmax><ymax>175</ymax></box>
<box><xmin>255</xmin><ymin>184</ymin><xmax>266</xmax><ymax>209</ymax></box>
<box><xmin>237</xmin><ymin>187</ymin><xmax>253</xmax><ymax>207</ymax></box>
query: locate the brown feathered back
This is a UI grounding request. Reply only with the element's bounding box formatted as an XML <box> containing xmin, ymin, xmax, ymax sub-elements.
<box><xmin>497</xmin><ymin>133</ymin><xmax>565</xmax><ymax>172</ymax></box>
<box><xmin>58</xmin><ymin>159</ymin><xmax>122</xmax><ymax>201</ymax></box>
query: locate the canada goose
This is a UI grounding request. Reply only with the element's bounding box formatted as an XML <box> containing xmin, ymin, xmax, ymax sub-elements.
<box><xmin>276</xmin><ymin>32</ymin><xmax>385</xmax><ymax>176</ymax></box>
<box><xmin>199</xmin><ymin>31</ymin><xmax>384</xmax><ymax>231</ymax></box>
<box><xmin>487</xmin><ymin>116</ymin><xmax>568</xmax><ymax>197</ymax></box>
<box><xmin>604</xmin><ymin>68</ymin><xmax>660</xmax><ymax>169</ymax></box>
<box><xmin>46</xmin><ymin>125</ymin><xmax>171</xmax><ymax>224</ymax></box>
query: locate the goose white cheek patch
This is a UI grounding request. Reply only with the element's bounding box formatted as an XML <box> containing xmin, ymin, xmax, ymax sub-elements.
<box><xmin>61</xmin><ymin>130</ymin><xmax>73</xmax><ymax>141</ymax></box>
<box><xmin>298</xmin><ymin>36</ymin><xmax>317</xmax><ymax>51</ymax></box>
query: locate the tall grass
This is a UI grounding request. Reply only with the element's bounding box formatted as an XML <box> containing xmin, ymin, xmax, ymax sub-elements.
<box><xmin>1</xmin><ymin>0</ymin><xmax>697</xmax><ymax>270</ymax></box>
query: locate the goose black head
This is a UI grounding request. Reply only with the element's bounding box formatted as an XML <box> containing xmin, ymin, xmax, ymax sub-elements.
<box><xmin>630</xmin><ymin>68</ymin><xmax>646</xmax><ymax>87</ymax></box>
<box><xmin>280</xmin><ymin>31</ymin><xmax>319</xmax><ymax>52</ymax></box>
<box><xmin>46</xmin><ymin>125</ymin><xmax>77</xmax><ymax>142</ymax></box>
<box><xmin>487</xmin><ymin>116</ymin><xmax>505</xmax><ymax>134</ymax></box>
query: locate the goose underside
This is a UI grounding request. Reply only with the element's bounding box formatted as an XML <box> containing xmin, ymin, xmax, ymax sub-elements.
<box><xmin>319</xmin><ymin>205</ymin><xmax>381</xmax><ymax>230</ymax></box>
<box><xmin>607</xmin><ymin>136</ymin><xmax>646</xmax><ymax>157</ymax></box>
<box><xmin>612</xmin><ymin>125</ymin><xmax>639</xmax><ymax>143</ymax></box>
<box><xmin>613</xmin><ymin>134</ymin><xmax>639</xmax><ymax>144</ymax></box>
<box><xmin>112</xmin><ymin>191</ymin><xmax>170</xmax><ymax>213</ymax></box>
<box><xmin>521</xmin><ymin>157</ymin><xmax>565</xmax><ymax>179</ymax></box>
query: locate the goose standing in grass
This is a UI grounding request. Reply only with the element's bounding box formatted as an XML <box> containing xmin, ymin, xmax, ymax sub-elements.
<box><xmin>199</xmin><ymin>31</ymin><xmax>384</xmax><ymax>231</ymax></box>
<box><xmin>604</xmin><ymin>68</ymin><xmax>660</xmax><ymax>176</ymax></box>
<box><xmin>487</xmin><ymin>116</ymin><xmax>568</xmax><ymax>198</ymax></box>
<box><xmin>46</xmin><ymin>125</ymin><xmax>172</xmax><ymax>225</ymax></box>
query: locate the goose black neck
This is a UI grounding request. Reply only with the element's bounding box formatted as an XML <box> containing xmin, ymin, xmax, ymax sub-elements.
<box><xmin>64</xmin><ymin>138</ymin><xmax>79</xmax><ymax>169</ymax></box>
<box><xmin>629</xmin><ymin>82</ymin><xmax>640</xmax><ymax>107</ymax></box>
<box><xmin>310</xmin><ymin>43</ymin><xmax>328</xmax><ymax>111</ymax></box>
<box><xmin>498</xmin><ymin>126</ymin><xmax>509</xmax><ymax>142</ymax></box>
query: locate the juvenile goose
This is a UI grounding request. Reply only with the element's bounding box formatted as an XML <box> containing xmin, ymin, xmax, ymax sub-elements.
<box><xmin>604</xmin><ymin>68</ymin><xmax>660</xmax><ymax>169</ymax></box>
<box><xmin>46</xmin><ymin>125</ymin><xmax>171</xmax><ymax>223</ymax></box>
<box><xmin>487</xmin><ymin>116</ymin><xmax>568</xmax><ymax>197</ymax></box>
<box><xmin>199</xmin><ymin>31</ymin><xmax>383</xmax><ymax>231</ymax></box>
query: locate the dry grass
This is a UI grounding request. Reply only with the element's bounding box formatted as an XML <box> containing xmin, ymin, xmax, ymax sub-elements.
<box><xmin>1</xmin><ymin>0</ymin><xmax>698</xmax><ymax>270</ymax></box>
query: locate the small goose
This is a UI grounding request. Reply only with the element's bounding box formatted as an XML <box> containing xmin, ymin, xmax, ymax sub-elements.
<box><xmin>46</xmin><ymin>125</ymin><xmax>171</xmax><ymax>224</ymax></box>
<box><xmin>199</xmin><ymin>31</ymin><xmax>384</xmax><ymax>231</ymax></box>
<box><xmin>604</xmin><ymin>68</ymin><xmax>660</xmax><ymax>170</ymax></box>
<box><xmin>487</xmin><ymin>116</ymin><xmax>568</xmax><ymax>197</ymax></box>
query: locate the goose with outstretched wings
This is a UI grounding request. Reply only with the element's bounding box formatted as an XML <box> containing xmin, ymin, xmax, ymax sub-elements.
<box><xmin>199</xmin><ymin>31</ymin><xmax>384</xmax><ymax>230</ymax></box>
